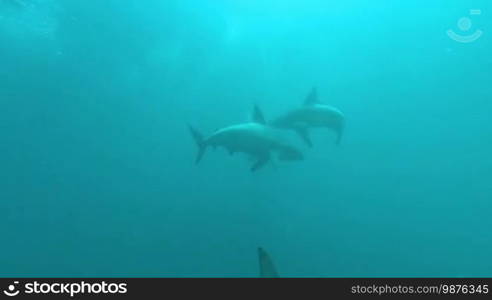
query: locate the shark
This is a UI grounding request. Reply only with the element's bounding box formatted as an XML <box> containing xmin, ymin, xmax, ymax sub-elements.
<box><xmin>188</xmin><ymin>106</ymin><xmax>304</xmax><ymax>172</ymax></box>
<box><xmin>258</xmin><ymin>247</ymin><xmax>279</xmax><ymax>278</ymax></box>
<box><xmin>271</xmin><ymin>87</ymin><xmax>345</xmax><ymax>147</ymax></box>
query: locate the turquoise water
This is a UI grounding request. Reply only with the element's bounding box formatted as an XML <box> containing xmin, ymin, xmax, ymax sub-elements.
<box><xmin>1</xmin><ymin>0</ymin><xmax>491</xmax><ymax>277</ymax></box>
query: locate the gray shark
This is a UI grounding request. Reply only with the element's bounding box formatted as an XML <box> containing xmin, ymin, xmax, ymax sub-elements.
<box><xmin>271</xmin><ymin>87</ymin><xmax>345</xmax><ymax>147</ymax></box>
<box><xmin>258</xmin><ymin>247</ymin><xmax>279</xmax><ymax>278</ymax></box>
<box><xmin>189</xmin><ymin>106</ymin><xmax>303</xmax><ymax>172</ymax></box>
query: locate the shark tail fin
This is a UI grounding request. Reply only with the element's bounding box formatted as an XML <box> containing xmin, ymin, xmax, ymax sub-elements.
<box><xmin>258</xmin><ymin>247</ymin><xmax>279</xmax><ymax>278</ymax></box>
<box><xmin>188</xmin><ymin>125</ymin><xmax>207</xmax><ymax>164</ymax></box>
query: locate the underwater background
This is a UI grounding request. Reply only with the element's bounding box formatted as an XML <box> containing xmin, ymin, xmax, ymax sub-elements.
<box><xmin>1</xmin><ymin>0</ymin><xmax>491</xmax><ymax>277</ymax></box>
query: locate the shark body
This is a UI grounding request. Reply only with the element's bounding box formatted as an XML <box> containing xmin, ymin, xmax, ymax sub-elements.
<box><xmin>271</xmin><ymin>87</ymin><xmax>345</xmax><ymax>147</ymax></box>
<box><xmin>189</xmin><ymin>106</ymin><xmax>303</xmax><ymax>172</ymax></box>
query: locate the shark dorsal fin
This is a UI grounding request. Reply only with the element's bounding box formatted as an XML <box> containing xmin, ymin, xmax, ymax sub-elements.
<box><xmin>252</xmin><ymin>105</ymin><xmax>266</xmax><ymax>124</ymax></box>
<box><xmin>303</xmin><ymin>87</ymin><xmax>319</xmax><ymax>106</ymax></box>
<box><xmin>258</xmin><ymin>247</ymin><xmax>279</xmax><ymax>278</ymax></box>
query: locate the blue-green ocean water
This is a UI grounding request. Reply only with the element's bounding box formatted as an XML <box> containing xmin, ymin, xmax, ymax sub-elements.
<box><xmin>1</xmin><ymin>0</ymin><xmax>491</xmax><ymax>277</ymax></box>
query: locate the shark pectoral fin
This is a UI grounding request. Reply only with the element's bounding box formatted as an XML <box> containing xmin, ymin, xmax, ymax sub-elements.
<box><xmin>335</xmin><ymin>130</ymin><xmax>342</xmax><ymax>145</ymax></box>
<box><xmin>251</xmin><ymin>154</ymin><xmax>270</xmax><ymax>172</ymax></box>
<box><xmin>296</xmin><ymin>128</ymin><xmax>313</xmax><ymax>147</ymax></box>
<box><xmin>258</xmin><ymin>247</ymin><xmax>279</xmax><ymax>278</ymax></box>
<box><xmin>334</xmin><ymin>121</ymin><xmax>344</xmax><ymax>145</ymax></box>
